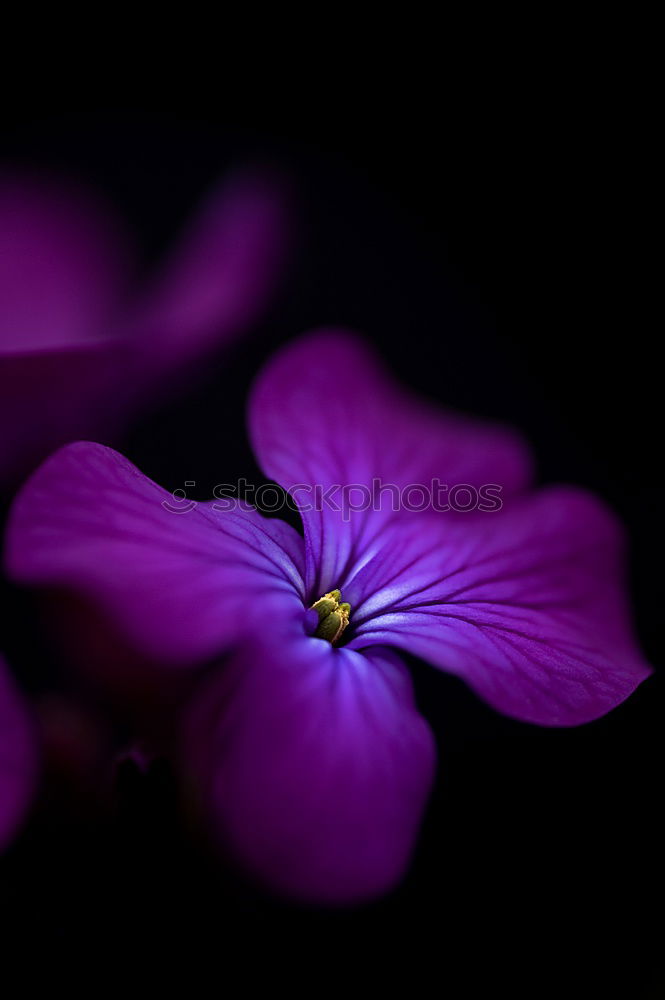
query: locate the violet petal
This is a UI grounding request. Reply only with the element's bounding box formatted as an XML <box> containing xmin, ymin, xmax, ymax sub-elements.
<box><xmin>347</xmin><ymin>487</ymin><xmax>652</xmax><ymax>725</ymax></box>
<box><xmin>5</xmin><ymin>442</ymin><xmax>306</xmax><ymax>667</ymax></box>
<box><xmin>249</xmin><ymin>329</ymin><xmax>532</xmax><ymax>596</ymax></box>
<box><xmin>182</xmin><ymin>633</ymin><xmax>435</xmax><ymax>904</ymax></box>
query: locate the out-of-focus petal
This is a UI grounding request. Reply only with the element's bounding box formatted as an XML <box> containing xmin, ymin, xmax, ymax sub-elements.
<box><xmin>182</xmin><ymin>632</ymin><xmax>435</xmax><ymax>904</ymax></box>
<box><xmin>0</xmin><ymin>172</ymin><xmax>131</xmax><ymax>353</ymax></box>
<box><xmin>5</xmin><ymin>442</ymin><xmax>306</xmax><ymax>667</ymax></box>
<box><xmin>0</xmin><ymin>172</ymin><xmax>135</xmax><ymax>486</ymax></box>
<box><xmin>249</xmin><ymin>329</ymin><xmax>532</xmax><ymax>597</ymax></box>
<box><xmin>0</xmin><ymin>654</ymin><xmax>37</xmax><ymax>852</ymax></box>
<box><xmin>348</xmin><ymin>488</ymin><xmax>652</xmax><ymax>725</ymax></box>
<box><xmin>0</xmin><ymin>340</ymin><xmax>131</xmax><ymax>489</ymax></box>
<box><xmin>0</xmin><ymin>169</ymin><xmax>291</xmax><ymax>488</ymax></box>
<box><xmin>124</xmin><ymin>170</ymin><xmax>292</xmax><ymax>384</ymax></box>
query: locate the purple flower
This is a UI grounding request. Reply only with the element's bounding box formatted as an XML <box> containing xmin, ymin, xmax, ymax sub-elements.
<box><xmin>4</xmin><ymin>331</ymin><xmax>651</xmax><ymax>902</ymax></box>
<box><xmin>0</xmin><ymin>168</ymin><xmax>290</xmax><ymax>487</ymax></box>
<box><xmin>0</xmin><ymin>654</ymin><xmax>37</xmax><ymax>853</ymax></box>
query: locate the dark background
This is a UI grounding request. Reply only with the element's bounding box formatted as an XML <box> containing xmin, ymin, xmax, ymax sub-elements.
<box><xmin>0</xmin><ymin>90</ymin><xmax>661</xmax><ymax>992</ymax></box>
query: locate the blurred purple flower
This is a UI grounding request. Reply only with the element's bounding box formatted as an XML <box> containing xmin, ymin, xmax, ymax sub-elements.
<box><xmin>0</xmin><ymin>654</ymin><xmax>37</xmax><ymax>852</ymax></box>
<box><xmin>0</xmin><ymin>168</ymin><xmax>290</xmax><ymax>487</ymax></box>
<box><xmin>4</xmin><ymin>331</ymin><xmax>651</xmax><ymax>902</ymax></box>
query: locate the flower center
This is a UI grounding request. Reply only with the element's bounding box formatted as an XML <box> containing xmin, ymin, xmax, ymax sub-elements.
<box><xmin>310</xmin><ymin>589</ymin><xmax>351</xmax><ymax>644</ymax></box>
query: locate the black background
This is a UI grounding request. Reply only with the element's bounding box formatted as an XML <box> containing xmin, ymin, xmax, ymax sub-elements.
<box><xmin>0</xmin><ymin>78</ymin><xmax>661</xmax><ymax>993</ymax></box>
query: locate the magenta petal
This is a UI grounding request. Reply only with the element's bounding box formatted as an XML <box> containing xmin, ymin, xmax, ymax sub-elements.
<box><xmin>249</xmin><ymin>329</ymin><xmax>532</xmax><ymax>596</ymax></box>
<box><xmin>124</xmin><ymin>170</ymin><xmax>291</xmax><ymax>384</ymax></box>
<box><xmin>0</xmin><ymin>340</ymin><xmax>132</xmax><ymax>489</ymax></box>
<box><xmin>5</xmin><ymin>442</ymin><xmax>306</xmax><ymax>667</ymax></box>
<box><xmin>0</xmin><ymin>172</ymin><xmax>131</xmax><ymax>354</ymax></box>
<box><xmin>349</xmin><ymin>488</ymin><xmax>652</xmax><ymax>725</ymax></box>
<box><xmin>182</xmin><ymin>634</ymin><xmax>435</xmax><ymax>904</ymax></box>
<box><xmin>0</xmin><ymin>174</ymin><xmax>135</xmax><ymax>485</ymax></box>
<box><xmin>0</xmin><ymin>169</ymin><xmax>291</xmax><ymax>488</ymax></box>
<box><xmin>0</xmin><ymin>655</ymin><xmax>37</xmax><ymax>852</ymax></box>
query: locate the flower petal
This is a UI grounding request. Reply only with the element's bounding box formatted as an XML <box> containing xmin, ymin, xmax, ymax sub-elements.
<box><xmin>124</xmin><ymin>170</ymin><xmax>292</xmax><ymax>384</ymax></box>
<box><xmin>0</xmin><ymin>173</ymin><xmax>136</xmax><ymax>485</ymax></box>
<box><xmin>0</xmin><ymin>340</ymin><xmax>132</xmax><ymax>489</ymax></box>
<box><xmin>182</xmin><ymin>634</ymin><xmax>435</xmax><ymax>903</ymax></box>
<box><xmin>249</xmin><ymin>329</ymin><xmax>532</xmax><ymax>597</ymax></box>
<box><xmin>0</xmin><ymin>654</ymin><xmax>37</xmax><ymax>852</ymax></box>
<box><xmin>5</xmin><ymin>442</ymin><xmax>306</xmax><ymax>667</ymax></box>
<box><xmin>0</xmin><ymin>169</ymin><xmax>290</xmax><ymax>487</ymax></box>
<box><xmin>348</xmin><ymin>488</ymin><xmax>652</xmax><ymax>725</ymax></box>
<box><xmin>0</xmin><ymin>172</ymin><xmax>131</xmax><ymax>354</ymax></box>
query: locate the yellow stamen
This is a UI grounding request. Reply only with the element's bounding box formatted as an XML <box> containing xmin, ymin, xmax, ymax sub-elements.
<box><xmin>310</xmin><ymin>590</ymin><xmax>352</xmax><ymax>644</ymax></box>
